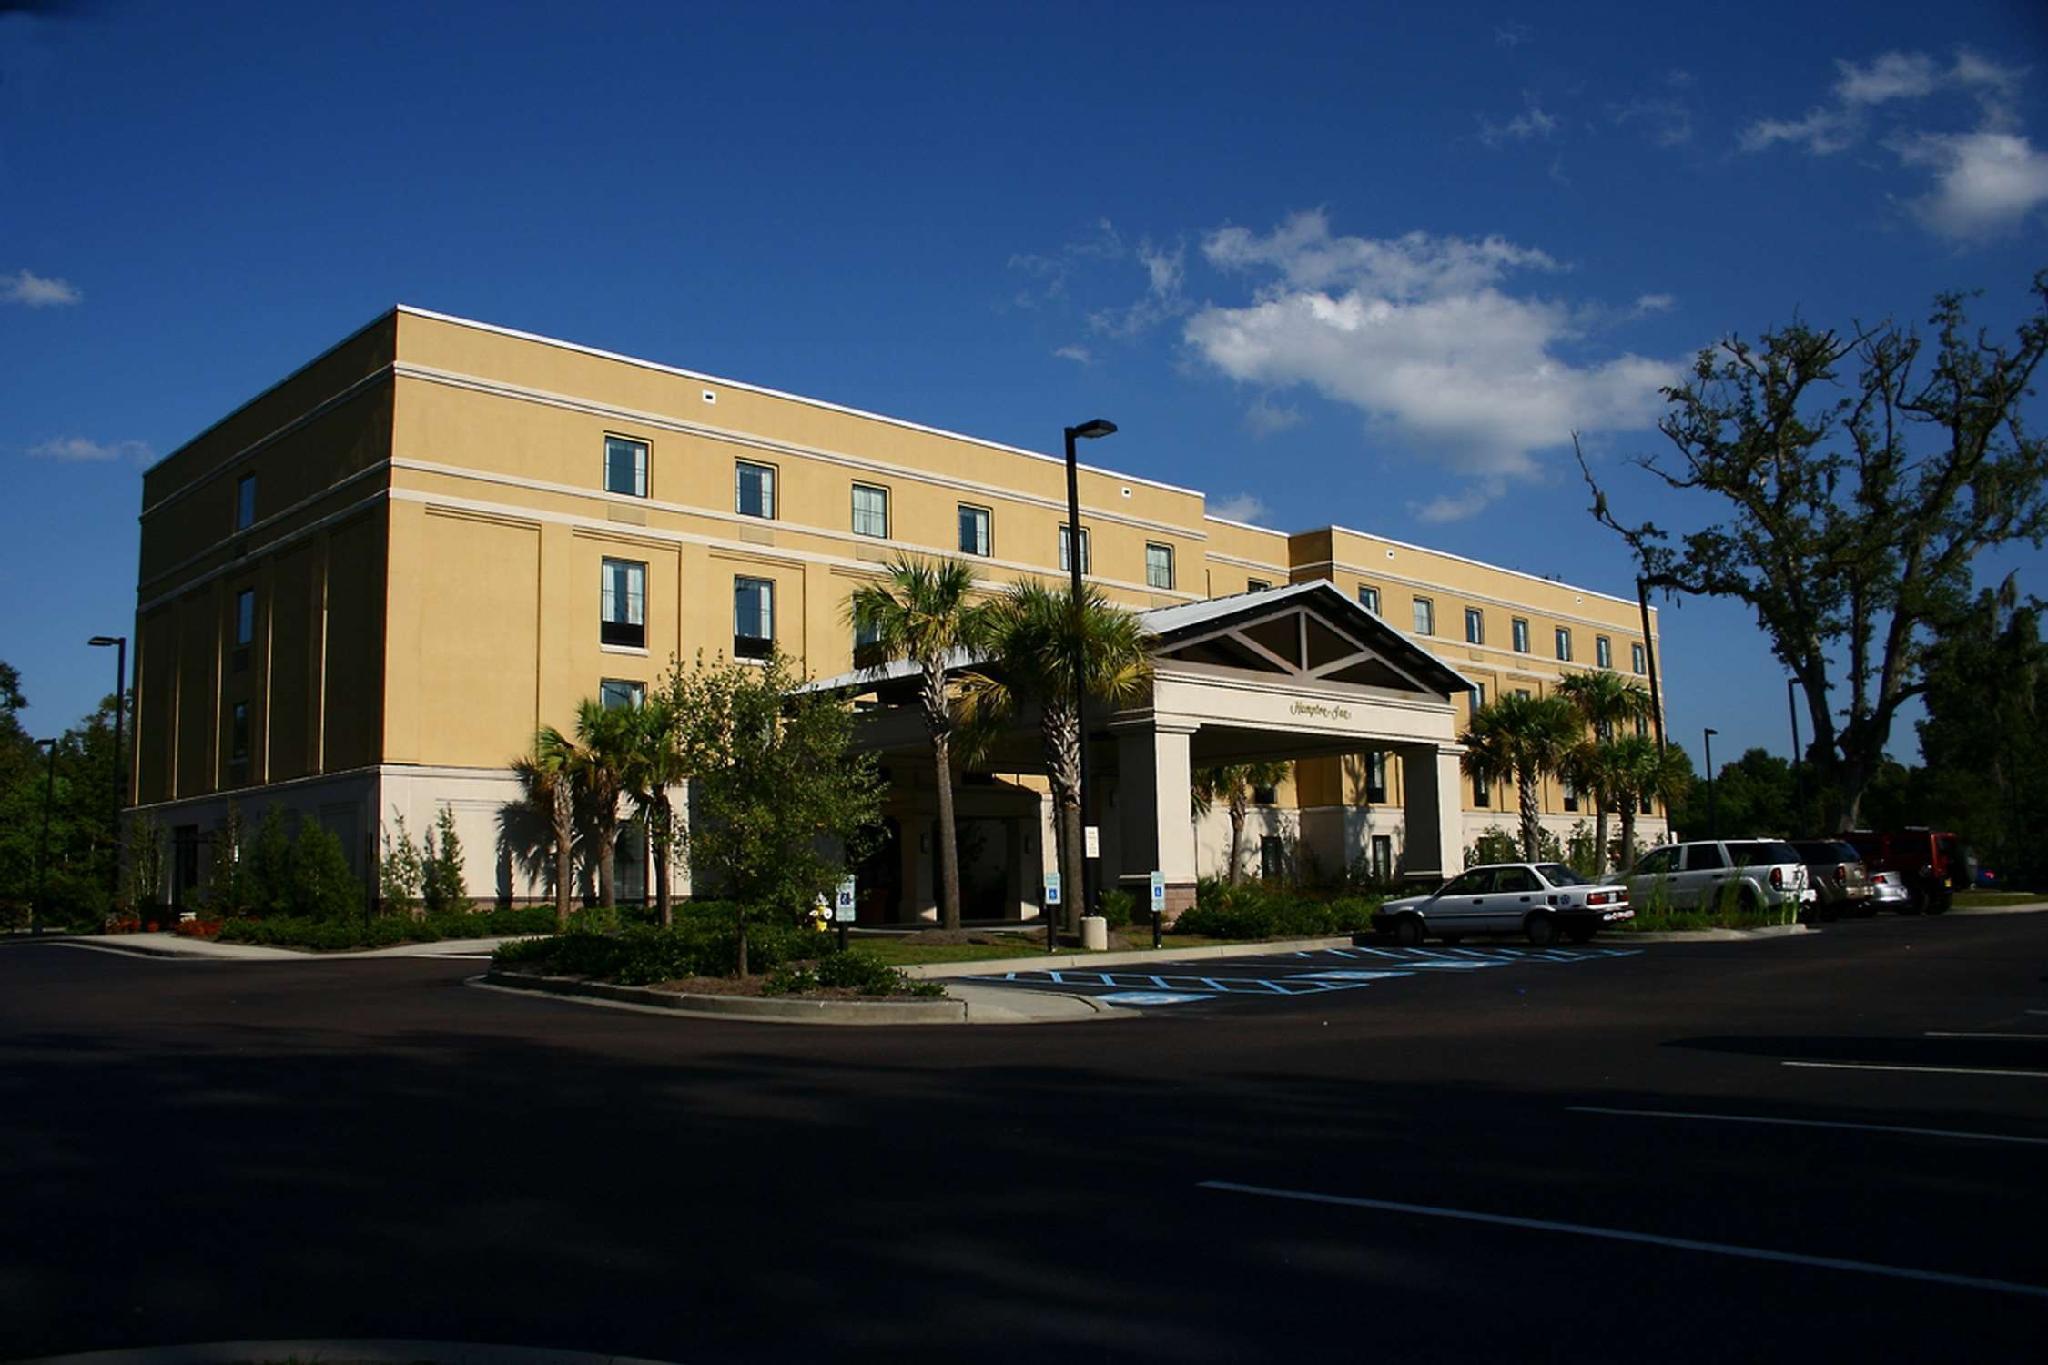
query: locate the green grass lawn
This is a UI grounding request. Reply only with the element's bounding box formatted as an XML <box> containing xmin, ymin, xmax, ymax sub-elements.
<box><xmin>1951</xmin><ymin>889</ymin><xmax>2045</xmax><ymax>908</ymax></box>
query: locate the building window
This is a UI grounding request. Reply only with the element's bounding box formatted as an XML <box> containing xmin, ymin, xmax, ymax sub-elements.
<box><xmin>604</xmin><ymin>435</ymin><xmax>648</xmax><ymax>498</ymax></box>
<box><xmin>1247</xmin><ymin>578</ymin><xmax>1271</xmax><ymax>592</ymax></box>
<box><xmin>1555</xmin><ymin>627</ymin><xmax>1573</xmax><ymax>662</ymax></box>
<box><xmin>1470</xmin><ymin>682</ymin><xmax>1487</xmax><ymax>712</ymax></box>
<box><xmin>851</xmin><ymin>483</ymin><xmax>889</xmax><ymax>538</ymax></box>
<box><xmin>601</xmin><ymin>558</ymin><xmax>646</xmax><ymax>649</ymax></box>
<box><xmin>958</xmin><ymin>504</ymin><xmax>991</xmax><ymax>557</ymax></box>
<box><xmin>1145</xmin><ymin>543</ymin><xmax>1174</xmax><ymax>590</ymax></box>
<box><xmin>1632</xmin><ymin>641</ymin><xmax>1647</xmax><ymax>675</ymax></box>
<box><xmin>229</xmin><ymin>700</ymin><xmax>249</xmax><ymax>774</ymax></box>
<box><xmin>1596</xmin><ymin>635</ymin><xmax>1613</xmax><ymax>670</ymax></box>
<box><xmin>1563</xmin><ymin>781</ymin><xmax>1579</xmax><ymax>814</ymax></box>
<box><xmin>1512</xmin><ymin>617</ymin><xmax>1530</xmax><ymax>653</ymax></box>
<box><xmin>734</xmin><ymin>576</ymin><xmax>775</xmax><ymax>658</ymax></box>
<box><xmin>1640</xmin><ymin>792</ymin><xmax>1654</xmax><ymax>814</ymax></box>
<box><xmin>1260</xmin><ymin>835</ymin><xmax>1286</xmax><ymax>881</ymax></box>
<box><xmin>735</xmin><ymin>461</ymin><xmax>776</xmax><ymax>519</ymax></box>
<box><xmin>1366</xmin><ymin>752</ymin><xmax>1387</xmax><ymax>804</ymax></box>
<box><xmin>1474</xmin><ymin>776</ymin><xmax>1490</xmax><ymax>807</ymax></box>
<box><xmin>599</xmin><ymin>679</ymin><xmax>645</xmax><ymax>710</ymax></box>
<box><xmin>1635</xmin><ymin>716</ymin><xmax>1648</xmax><ymax>738</ymax></box>
<box><xmin>1370</xmin><ymin>834</ymin><xmax>1393</xmax><ymax>882</ymax></box>
<box><xmin>235</xmin><ymin>474</ymin><xmax>257</xmax><ymax>531</ymax></box>
<box><xmin>1465</xmin><ymin>607</ymin><xmax>1484</xmax><ymax>645</ymax></box>
<box><xmin>1059</xmin><ymin>525</ymin><xmax>1090</xmax><ymax>574</ymax></box>
<box><xmin>853</xmin><ymin>609</ymin><xmax>884</xmax><ymax>667</ymax></box>
<box><xmin>1358</xmin><ymin>585</ymin><xmax>1380</xmax><ymax>615</ymax></box>
<box><xmin>1412</xmin><ymin>597</ymin><xmax>1435</xmax><ymax>636</ymax></box>
<box><xmin>1252</xmin><ymin>781</ymin><xmax>1277</xmax><ymax>806</ymax></box>
<box><xmin>235</xmin><ymin>588</ymin><xmax>255</xmax><ymax>647</ymax></box>
<box><xmin>1515</xmin><ymin>688</ymin><xmax>1532</xmax><ymax>700</ymax></box>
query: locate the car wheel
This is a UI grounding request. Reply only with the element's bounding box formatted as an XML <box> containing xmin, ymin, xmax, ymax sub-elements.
<box><xmin>1901</xmin><ymin>889</ymin><xmax>1925</xmax><ymax>916</ymax></box>
<box><xmin>1525</xmin><ymin>913</ymin><xmax>1558</xmax><ymax>946</ymax></box>
<box><xmin>1565</xmin><ymin>925</ymin><xmax>1597</xmax><ymax>945</ymax></box>
<box><xmin>1925</xmin><ymin>893</ymin><xmax>1952</xmax><ymax>916</ymax></box>
<box><xmin>1392</xmin><ymin>915</ymin><xmax>1426</xmax><ymax>947</ymax></box>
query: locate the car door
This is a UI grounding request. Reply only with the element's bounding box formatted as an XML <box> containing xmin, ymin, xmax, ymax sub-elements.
<box><xmin>1487</xmin><ymin>866</ymin><xmax>1544</xmax><ymax>930</ymax></box>
<box><xmin>1678</xmin><ymin>842</ymin><xmax>1730</xmax><ymax>908</ymax></box>
<box><xmin>1428</xmin><ymin>869</ymin><xmax>1495</xmax><ymax>931</ymax></box>
<box><xmin>1628</xmin><ymin>846</ymin><xmax>1679</xmax><ymax>909</ymax></box>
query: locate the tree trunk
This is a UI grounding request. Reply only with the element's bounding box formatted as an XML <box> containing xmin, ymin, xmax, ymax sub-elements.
<box><xmin>596</xmin><ymin>809</ymin><xmax>617</xmax><ymax>909</ymax></box>
<box><xmin>932</xmin><ymin>731</ymin><xmax>962</xmax><ymax>931</ymax></box>
<box><xmin>1060</xmin><ymin>796</ymin><xmax>1086</xmax><ymax>936</ymax></box>
<box><xmin>552</xmin><ymin>785</ymin><xmax>574</xmax><ymax>931</ymax></box>
<box><xmin>1226</xmin><ymin>804</ymin><xmax>1246</xmax><ymax>886</ymax></box>
<box><xmin>1594</xmin><ymin>800</ymin><xmax>1611</xmax><ymax>877</ymax></box>
<box><xmin>735</xmin><ymin>903</ymin><xmax>749</xmax><ymax>978</ymax></box>
<box><xmin>1041</xmin><ymin>701</ymin><xmax>1085</xmax><ymax>935</ymax></box>
<box><xmin>1517</xmin><ymin>767</ymin><xmax>1541</xmax><ymax>862</ymax></box>
<box><xmin>1619</xmin><ymin>805</ymin><xmax>1639</xmax><ymax>872</ymax></box>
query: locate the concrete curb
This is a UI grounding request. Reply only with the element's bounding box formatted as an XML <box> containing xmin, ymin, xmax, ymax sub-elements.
<box><xmin>1947</xmin><ymin>901</ymin><xmax>2048</xmax><ymax>916</ymax></box>
<box><xmin>1612</xmin><ymin>923</ymin><xmax>1816</xmax><ymax>944</ymax></box>
<box><xmin>900</xmin><ymin>934</ymin><xmax>1360</xmax><ymax>979</ymax></box>
<box><xmin>5</xmin><ymin>932</ymin><xmax>533</xmax><ymax>962</ymax></box>
<box><xmin>483</xmin><ymin>968</ymin><xmax>972</xmax><ymax>1025</ymax></box>
<box><xmin>11</xmin><ymin>1340</ymin><xmax>680</xmax><ymax>1365</ymax></box>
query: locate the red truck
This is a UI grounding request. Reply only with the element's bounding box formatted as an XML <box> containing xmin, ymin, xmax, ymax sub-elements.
<box><xmin>1839</xmin><ymin>829</ymin><xmax>1964</xmax><ymax>915</ymax></box>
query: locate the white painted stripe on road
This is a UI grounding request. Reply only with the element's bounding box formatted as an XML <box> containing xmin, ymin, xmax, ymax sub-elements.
<box><xmin>1924</xmin><ymin>1031</ymin><xmax>2048</xmax><ymax>1040</ymax></box>
<box><xmin>1569</xmin><ymin>1105</ymin><xmax>2048</xmax><ymax>1148</ymax></box>
<box><xmin>1783</xmin><ymin>1061</ymin><xmax>2048</xmax><ymax>1079</ymax></box>
<box><xmin>1197</xmin><ymin>1180</ymin><xmax>2048</xmax><ymax>1301</ymax></box>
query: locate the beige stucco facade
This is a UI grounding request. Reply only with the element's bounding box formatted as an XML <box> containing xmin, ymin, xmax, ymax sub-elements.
<box><xmin>131</xmin><ymin>306</ymin><xmax>1667</xmax><ymax>912</ymax></box>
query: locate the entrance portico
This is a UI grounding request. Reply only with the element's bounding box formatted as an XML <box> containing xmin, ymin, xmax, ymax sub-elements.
<box><xmin>813</xmin><ymin>581</ymin><xmax>1472</xmax><ymax>924</ymax></box>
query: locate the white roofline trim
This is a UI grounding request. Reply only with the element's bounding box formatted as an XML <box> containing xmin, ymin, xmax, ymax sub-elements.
<box><xmin>1316</xmin><ymin>523</ymin><xmax>1654</xmax><ymax>613</ymax></box>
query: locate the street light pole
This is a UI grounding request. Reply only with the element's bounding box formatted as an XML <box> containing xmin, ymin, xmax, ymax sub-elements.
<box><xmin>1786</xmin><ymin>677</ymin><xmax>1803</xmax><ymax>835</ymax></box>
<box><xmin>89</xmin><ymin>635</ymin><xmax>127</xmax><ymax>909</ymax></box>
<box><xmin>33</xmin><ymin>738</ymin><xmax>56</xmax><ymax>936</ymax></box>
<box><xmin>1704</xmin><ymin>727</ymin><xmax>1719</xmax><ymax>841</ymax></box>
<box><xmin>1062</xmin><ymin>418</ymin><xmax>1116</xmax><ymax>949</ymax></box>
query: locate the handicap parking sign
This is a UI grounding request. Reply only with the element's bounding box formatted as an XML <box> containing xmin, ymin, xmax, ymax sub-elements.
<box><xmin>1149</xmin><ymin>870</ymin><xmax>1166</xmax><ymax>912</ymax></box>
<box><xmin>834</xmin><ymin>876</ymin><xmax>857</xmax><ymax>923</ymax></box>
<box><xmin>1043</xmin><ymin>872</ymin><xmax>1061</xmax><ymax>906</ymax></box>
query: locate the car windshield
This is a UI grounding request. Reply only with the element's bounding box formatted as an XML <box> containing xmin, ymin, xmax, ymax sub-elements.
<box><xmin>1535</xmin><ymin>863</ymin><xmax>1590</xmax><ymax>885</ymax></box>
<box><xmin>1791</xmin><ymin>841</ymin><xmax>1858</xmax><ymax>863</ymax></box>
<box><xmin>1728</xmin><ymin>841</ymin><xmax>1802</xmax><ymax>866</ymax></box>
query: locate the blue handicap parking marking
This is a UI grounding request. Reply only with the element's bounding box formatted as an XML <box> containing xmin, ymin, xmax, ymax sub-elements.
<box><xmin>1099</xmin><ymin>991</ymin><xmax>1210</xmax><ymax>1006</ymax></box>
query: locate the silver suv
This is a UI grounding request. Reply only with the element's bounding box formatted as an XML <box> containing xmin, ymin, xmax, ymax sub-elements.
<box><xmin>1625</xmin><ymin>839</ymin><xmax>1813</xmax><ymax>917</ymax></box>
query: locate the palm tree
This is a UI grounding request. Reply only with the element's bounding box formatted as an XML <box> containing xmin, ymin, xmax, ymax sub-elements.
<box><xmin>619</xmin><ymin>695</ymin><xmax>689</xmax><ymax>927</ymax></box>
<box><xmin>1608</xmin><ymin>736</ymin><xmax>1694</xmax><ymax>870</ymax></box>
<box><xmin>961</xmin><ymin>582</ymin><xmax>1152</xmax><ymax>931</ymax></box>
<box><xmin>540</xmin><ymin>699</ymin><xmax>636</xmax><ymax>909</ymax></box>
<box><xmin>1192</xmin><ymin>761</ymin><xmax>1291</xmax><ymax>885</ymax></box>
<box><xmin>847</xmin><ymin>557</ymin><xmax>987</xmax><ymax>931</ymax></box>
<box><xmin>1461</xmin><ymin>692</ymin><xmax>1581</xmax><ymax>863</ymax></box>
<box><xmin>512</xmin><ymin>739</ymin><xmax>577</xmax><ymax>930</ymax></box>
<box><xmin>1555</xmin><ymin>672</ymin><xmax>1655</xmax><ymax>873</ymax></box>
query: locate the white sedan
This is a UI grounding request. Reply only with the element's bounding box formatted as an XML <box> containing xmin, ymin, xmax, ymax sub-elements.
<box><xmin>1372</xmin><ymin>862</ymin><xmax>1634</xmax><ymax>946</ymax></box>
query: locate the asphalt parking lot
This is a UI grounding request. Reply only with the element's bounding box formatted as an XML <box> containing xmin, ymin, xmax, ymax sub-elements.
<box><xmin>2</xmin><ymin>912</ymin><xmax>2045</xmax><ymax>1363</ymax></box>
<box><xmin>953</xmin><ymin>941</ymin><xmax>1645</xmax><ymax>1008</ymax></box>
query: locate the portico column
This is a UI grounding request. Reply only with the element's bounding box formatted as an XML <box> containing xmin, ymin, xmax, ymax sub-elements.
<box><xmin>1111</xmin><ymin>720</ymin><xmax>1199</xmax><ymax>918</ymax></box>
<box><xmin>1400</xmin><ymin>743</ymin><xmax>1466</xmax><ymax>881</ymax></box>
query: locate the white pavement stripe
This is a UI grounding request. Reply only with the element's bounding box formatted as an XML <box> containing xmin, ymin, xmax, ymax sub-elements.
<box><xmin>2028</xmin><ymin>1010</ymin><xmax>2048</xmax><ymax>1016</ymax></box>
<box><xmin>1782</xmin><ymin>1061</ymin><xmax>2048</xmax><ymax>1079</ymax></box>
<box><xmin>1568</xmin><ymin>1105</ymin><xmax>2048</xmax><ymax>1148</ymax></box>
<box><xmin>1197</xmin><ymin>1180</ymin><xmax>2048</xmax><ymax>1301</ymax></box>
<box><xmin>1924</xmin><ymin>1031</ymin><xmax>2048</xmax><ymax>1040</ymax></box>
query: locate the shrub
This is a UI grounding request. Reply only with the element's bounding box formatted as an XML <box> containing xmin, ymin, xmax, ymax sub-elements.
<box><xmin>288</xmin><ymin>823</ymin><xmax>362</xmax><ymax>920</ymax></box>
<box><xmin>422</xmin><ymin>806</ymin><xmax>467</xmax><ymax>914</ymax></box>
<box><xmin>1174</xmin><ymin>879</ymin><xmax>1381</xmax><ymax>940</ymax></box>
<box><xmin>1098</xmin><ymin>887</ymin><xmax>1136</xmax><ymax>929</ymax></box>
<box><xmin>379</xmin><ymin>812</ymin><xmax>425</xmax><ymax>913</ymax></box>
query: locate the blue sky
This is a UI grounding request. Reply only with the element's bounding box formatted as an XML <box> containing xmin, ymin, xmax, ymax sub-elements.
<box><xmin>4</xmin><ymin>0</ymin><xmax>2046</xmax><ymax>777</ymax></box>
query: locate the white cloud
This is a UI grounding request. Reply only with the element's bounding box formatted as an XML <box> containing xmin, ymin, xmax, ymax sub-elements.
<box><xmin>1741</xmin><ymin>106</ymin><xmax>1857</xmax><ymax>155</ymax></box>
<box><xmin>1187</xmin><ymin>212</ymin><xmax>1677</xmax><ymax>521</ymax></box>
<box><xmin>2</xmin><ymin>268</ymin><xmax>80</xmax><ymax>307</ymax></box>
<box><xmin>1895</xmin><ymin>129</ymin><xmax>2048</xmax><ymax>238</ymax></box>
<box><xmin>1631</xmin><ymin>292</ymin><xmax>1675</xmax><ymax>315</ymax></box>
<box><xmin>27</xmin><ymin>436</ymin><xmax>151</xmax><ymax>464</ymax></box>
<box><xmin>1494</xmin><ymin>22</ymin><xmax>1533</xmax><ymax>48</ymax></box>
<box><xmin>1208</xmin><ymin>492</ymin><xmax>1272</xmax><ymax>525</ymax></box>
<box><xmin>1611</xmin><ymin>93</ymin><xmax>1694</xmax><ymax>147</ymax></box>
<box><xmin>1052</xmin><ymin>343</ymin><xmax>1094</xmax><ymax>365</ymax></box>
<box><xmin>1243</xmin><ymin>395</ymin><xmax>1304</xmax><ymax>438</ymax></box>
<box><xmin>1479</xmin><ymin>95</ymin><xmax>1558</xmax><ymax>147</ymax></box>
<box><xmin>1835</xmin><ymin>51</ymin><xmax>1941</xmax><ymax>106</ymax></box>
<box><xmin>1410</xmin><ymin>482</ymin><xmax>1504</xmax><ymax>525</ymax></box>
<box><xmin>1087</xmin><ymin>237</ymin><xmax>1188</xmax><ymax>339</ymax></box>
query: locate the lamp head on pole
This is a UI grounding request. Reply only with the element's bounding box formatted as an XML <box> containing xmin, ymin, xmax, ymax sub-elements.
<box><xmin>88</xmin><ymin>635</ymin><xmax>123</xmax><ymax>648</ymax></box>
<box><xmin>1065</xmin><ymin>419</ymin><xmax>1117</xmax><ymax>442</ymax></box>
<box><xmin>1704</xmin><ymin>727</ymin><xmax>1718</xmax><ymax>738</ymax></box>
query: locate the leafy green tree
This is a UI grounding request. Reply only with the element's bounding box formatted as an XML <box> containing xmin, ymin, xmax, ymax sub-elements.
<box><xmin>288</xmin><ymin>821</ymin><xmax>361</xmax><ymax>920</ymax></box>
<box><xmin>379</xmin><ymin>810</ymin><xmax>426</xmax><ymax>913</ymax></box>
<box><xmin>422</xmin><ymin>805</ymin><xmax>467</xmax><ymax>913</ymax></box>
<box><xmin>539</xmin><ymin>700</ymin><xmax>636</xmax><ymax>909</ymax></box>
<box><xmin>205</xmin><ymin>803</ymin><xmax>252</xmax><ymax>916</ymax></box>
<box><xmin>1555</xmin><ymin>672</ymin><xmax>1654</xmax><ymax>873</ymax></box>
<box><xmin>671</xmin><ymin>651</ymin><xmax>883</xmax><ymax>975</ymax></box>
<box><xmin>1608</xmin><ymin>737</ymin><xmax>1695</xmax><ymax>868</ymax></box>
<box><xmin>960</xmin><ymin>584</ymin><xmax>1153</xmax><ymax>931</ymax></box>
<box><xmin>620</xmin><ymin>694</ymin><xmax>690</xmax><ymax>928</ymax></box>
<box><xmin>126</xmin><ymin>810</ymin><xmax>168</xmax><ymax>913</ymax></box>
<box><xmin>1669</xmin><ymin>747</ymin><xmax>1794</xmax><ymax>841</ymax></box>
<box><xmin>243</xmin><ymin>806</ymin><xmax>294</xmax><ymax>915</ymax></box>
<box><xmin>1192</xmin><ymin>761</ymin><xmax>1291</xmax><ymax>885</ymax></box>
<box><xmin>1581</xmin><ymin>276</ymin><xmax>2048</xmax><ymax>829</ymax></box>
<box><xmin>514</xmin><ymin>736</ymin><xmax>579</xmax><ymax>930</ymax></box>
<box><xmin>1461</xmin><ymin>693</ymin><xmax>1580</xmax><ymax>863</ymax></box>
<box><xmin>848</xmin><ymin>556</ymin><xmax>987</xmax><ymax>931</ymax></box>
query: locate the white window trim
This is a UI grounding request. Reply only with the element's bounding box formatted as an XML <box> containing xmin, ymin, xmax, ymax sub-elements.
<box><xmin>603</xmin><ymin>434</ymin><xmax>649</xmax><ymax>499</ymax></box>
<box><xmin>851</xmin><ymin>482</ymin><xmax>889</xmax><ymax>538</ymax></box>
<box><xmin>1059</xmin><ymin>524</ymin><xmax>1091</xmax><ymax>575</ymax></box>
<box><xmin>735</xmin><ymin>460</ymin><xmax>777</xmax><ymax>519</ymax></box>
<box><xmin>1145</xmin><ymin>542</ymin><xmax>1175</xmax><ymax>590</ymax></box>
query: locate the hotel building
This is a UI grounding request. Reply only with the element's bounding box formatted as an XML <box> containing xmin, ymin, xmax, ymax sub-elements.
<box><xmin>130</xmin><ymin>307</ymin><xmax>1667</xmax><ymax>917</ymax></box>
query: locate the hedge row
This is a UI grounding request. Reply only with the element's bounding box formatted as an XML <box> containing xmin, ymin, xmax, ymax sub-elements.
<box><xmin>217</xmin><ymin>904</ymin><xmax>559</xmax><ymax>950</ymax></box>
<box><xmin>492</xmin><ymin>922</ymin><xmax>937</xmax><ymax>997</ymax></box>
<box><xmin>1172</xmin><ymin>880</ymin><xmax>1381</xmax><ymax>940</ymax></box>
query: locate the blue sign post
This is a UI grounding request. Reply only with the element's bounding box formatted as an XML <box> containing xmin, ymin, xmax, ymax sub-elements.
<box><xmin>1043</xmin><ymin>872</ymin><xmax>1061</xmax><ymax>954</ymax></box>
<box><xmin>1149</xmin><ymin>870</ymin><xmax>1166</xmax><ymax>949</ymax></box>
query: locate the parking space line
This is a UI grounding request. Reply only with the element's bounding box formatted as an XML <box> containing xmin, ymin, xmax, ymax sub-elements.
<box><xmin>1197</xmin><ymin>1180</ymin><xmax>2048</xmax><ymax>1301</ymax></box>
<box><xmin>1782</xmin><ymin>1061</ymin><xmax>2048</xmax><ymax>1079</ymax></box>
<box><xmin>1568</xmin><ymin>1105</ymin><xmax>2048</xmax><ymax>1147</ymax></box>
<box><xmin>1924</xmin><ymin>1031</ymin><xmax>2048</xmax><ymax>1040</ymax></box>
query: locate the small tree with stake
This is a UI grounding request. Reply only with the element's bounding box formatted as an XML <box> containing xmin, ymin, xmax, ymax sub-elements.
<box><xmin>669</xmin><ymin>651</ymin><xmax>882</xmax><ymax>977</ymax></box>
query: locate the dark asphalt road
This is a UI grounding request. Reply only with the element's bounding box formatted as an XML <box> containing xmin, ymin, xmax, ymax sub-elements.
<box><xmin>3</xmin><ymin>916</ymin><xmax>2046</xmax><ymax>1362</ymax></box>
